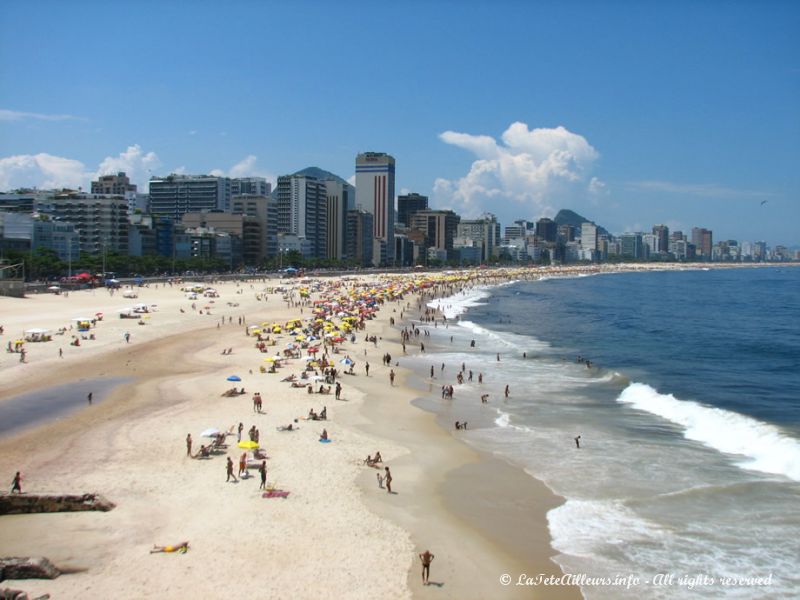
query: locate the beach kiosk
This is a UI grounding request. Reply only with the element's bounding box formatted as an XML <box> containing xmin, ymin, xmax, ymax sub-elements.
<box><xmin>72</xmin><ymin>317</ymin><xmax>93</xmax><ymax>331</ymax></box>
<box><xmin>24</xmin><ymin>328</ymin><xmax>52</xmax><ymax>342</ymax></box>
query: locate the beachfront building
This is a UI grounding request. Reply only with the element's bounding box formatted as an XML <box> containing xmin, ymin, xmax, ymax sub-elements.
<box><xmin>355</xmin><ymin>152</ymin><xmax>395</xmax><ymax>266</ymax></box>
<box><xmin>231</xmin><ymin>177</ymin><xmax>271</xmax><ymax>197</ymax></box>
<box><xmin>580</xmin><ymin>222</ymin><xmax>598</xmax><ymax>259</ymax></box>
<box><xmin>691</xmin><ymin>227</ymin><xmax>713</xmax><ymax>260</ymax></box>
<box><xmin>181</xmin><ymin>211</ymin><xmax>262</xmax><ymax>265</ymax></box>
<box><xmin>344</xmin><ymin>209</ymin><xmax>373</xmax><ymax>267</ymax></box>
<box><xmin>504</xmin><ymin>219</ymin><xmax>534</xmax><ymax>243</ymax></box>
<box><xmin>0</xmin><ymin>192</ymin><xmax>41</xmax><ymax>213</ymax></box>
<box><xmin>324</xmin><ymin>179</ymin><xmax>355</xmax><ymax>261</ymax></box>
<box><xmin>457</xmin><ymin>214</ymin><xmax>501</xmax><ymax>263</ymax></box>
<box><xmin>535</xmin><ymin>217</ymin><xmax>558</xmax><ymax>243</ymax></box>
<box><xmin>231</xmin><ymin>194</ymin><xmax>276</xmax><ymax>261</ymax></box>
<box><xmin>396</xmin><ymin>192</ymin><xmax>428</xmax><ymax>228</ymax></box>
<box><xmin>91</xmin><ymin>172</ymin><xmax>137</xmax><ymax>196</ymax></box>
<box><xmin>619</xmin><ymin>233</ymin><xmax>644</xmax><ymax>259</ymax></box>
<box><xmin>175</xmin><ymin>226</ymin><xmax>239</xmax><ymax>266</ymax></box>
<box><xmin>275</xmin><ymin>175</ymin><xmax>328</xmax><ymax>260</ymax></box>
<box><xmin>409</xmin><ymin>209</ymin><xmax>460</xmax><ymax>260</ymax></box>
<box><xmin>149</xmin><ymin>174</ymin><xmax>232</xmax><ymax>221</ymax></box>
<box><xmin>34</xmin><ymin>192</ymin><xmax>129</xmax><ymax>256</ymax></box>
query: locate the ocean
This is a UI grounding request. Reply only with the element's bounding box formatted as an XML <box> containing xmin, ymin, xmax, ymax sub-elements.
<box><xmin>419</xmin><ymin>267</ymin><xmax>800</xmax><ymax>599</ymax></box>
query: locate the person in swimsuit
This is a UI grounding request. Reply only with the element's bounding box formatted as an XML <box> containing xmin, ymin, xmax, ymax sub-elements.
<box><xmin>151</xmin><ymin>541</ymin><xmax>189</xmax><ymax>554</ymax></box>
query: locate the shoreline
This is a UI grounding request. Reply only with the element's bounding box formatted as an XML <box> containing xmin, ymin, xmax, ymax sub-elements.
<box><xmin>0</xmin><ymin>263</ymin><xmax>793</xmax><ymax>598</ymax></box>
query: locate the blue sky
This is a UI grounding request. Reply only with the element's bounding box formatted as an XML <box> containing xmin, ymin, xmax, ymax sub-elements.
<box><xmin>1</xmin><ymin>0</ymin><xmax>798</xmax><ymax>245</ymax></box>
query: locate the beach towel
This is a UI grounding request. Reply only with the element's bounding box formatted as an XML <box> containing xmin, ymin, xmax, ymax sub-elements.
<box><xmin>262</xmin><ymin>490</ymin><xmax>290</xmax><ymax>499</ymax></box>
<box><xmin>319</xmin><ymin>439</ymin><xmax>332</xmax><ymax>443</ymax></box>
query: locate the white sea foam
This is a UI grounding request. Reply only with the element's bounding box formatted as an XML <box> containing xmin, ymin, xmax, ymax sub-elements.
<box><xmin>494</xmin><ymin>409</ymin><xmax>511</xmax><ymax>428</ymax></box>
<box><xmin>427</xmin><ymin>287</ymin><xmax>491</xmax><ymax>319</ymax></box>
<box><xmin>548</xmin><ymin>499</ymin><xmax>670</xmax><ymax>558</ymax></box>
<box><xmin>618</xmin><ymin>382</ymin><xmax>800</xmax><ymax>481</ymax></box>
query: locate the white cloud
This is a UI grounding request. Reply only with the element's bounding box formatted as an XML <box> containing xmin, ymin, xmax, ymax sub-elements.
<box><xmin>0</xmin><ymin>145</ymin><xmax>160</xmax><ymax>192</ymax></box>
<box><xmin>0</xmin><ymin>153</ymin><xmax>90</xmax><ymax>190</ymax></box>
<box><xmin>211</xmin><ymin>155</ymin><xmax>276</xmax><ymax>188</ymax></box>
<box><xmin>0</xmin><ymin>108</ymin><xmax>86</xmax><ymax>122</ymax></box>
<box><xmin>625</xmin><ymin>180</ymin><xmax>774</xmax><ymax>200</ymax></box>
<box><xmin>95</xmin><ymin>144</ymin><xmax>161</xmax><ymax>190</ymax></box>
<box><xmin>433</xmin><ymin>122</ymin><xmax>602</xmax><ymax>218</ymax></box>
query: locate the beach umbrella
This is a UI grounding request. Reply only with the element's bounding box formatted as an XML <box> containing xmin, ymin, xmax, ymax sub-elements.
<box><xmin>201</xmin><ymin>428</ymin><xmax>221</xmax><ymax>437</ymax></box>
<box><xmin>227</xmin><ymin>375</ymin><xmax>242</xmax><ymax>382</ymax></box>
<box><xmin>307</xmin><ymin>346</ymin><xmax>319</xmax><ymax>354</ymax></box>
<box><xmin>340</xmin><ymin>357</ymin><xmax>353</xmax><ymax>366</ymax></box>
<box><xmin>238</xmin><ymin>440</ymin><xmax>259</xmax><ymax>449</ymax></box>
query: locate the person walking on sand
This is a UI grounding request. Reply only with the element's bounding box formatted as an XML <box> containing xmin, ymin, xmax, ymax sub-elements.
<box><xmin>239</xmin><ymin>453</ymin><xmax>247</xmax><ymax>477</ymax></box>
<box><xmin>259</xmin><ymin>460</ymin><xmax>267</xmax><ymax>490</ymax></box>
<box><xmin>365</xmin><ymin>362</ymin><xmax>370</xmax><ymax>376</ymax></box>
<box><xmin>335</xmin><ymin>382</ymin><xmax>342</xmax><ymax>400</ymax></box>
<box><xmin>124</xmin><ymin>331</ymin><xmax>130</xmax><ymax>343</ymax></box>
<box><xmin>389</xmin><ymin>369</ymin><xmax>395</xmax><ymax>386</ymax></box>
<box><xmin>10</xmin><ymin>471</ymin><xmax>22</xmax><ymax>494</ymax></box>
<box><xmin>226</xmin><ymin>457</ymin><xmax>238</xmax><ymax>482</ymax></box>
<box><xmin>237</xmin><ymin>422</ymin><xmax>244</xmax><ymax>442</ymax></box>
<box><xmin>420</xmin><ymin>550</ymin><xmax>435</xmax><ymax>585</ymax></box>
<box><xmin>186</xmin><ymin>434</ymin><xmax>192</xmax><ymax>456</ymax></box>
<box><xmin>384</xmin><ymin>466</ymin><xmax>392</xmax><ymax>493</ymax></box>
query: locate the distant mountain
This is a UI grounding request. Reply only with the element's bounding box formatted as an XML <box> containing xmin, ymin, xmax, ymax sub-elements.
<box><xmin>554</xmin><ymin>209</ymin><xmax>610</xmax><ymax>238</ymax></box>
<box><xmin>292</xmin><ymin>166</ymin><xmax>349</xmax><ymax>185</ymax></box>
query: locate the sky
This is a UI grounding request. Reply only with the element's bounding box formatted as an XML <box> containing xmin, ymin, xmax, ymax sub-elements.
<box><xmin>1</xmin><ymin>0</ymin><xmax>798</xmax><ymax>245</ymax></box>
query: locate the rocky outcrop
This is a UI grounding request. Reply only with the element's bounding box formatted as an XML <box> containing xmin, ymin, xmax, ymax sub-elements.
<box><xmin>0</xmin><ymin>494</ymin><xmax>115</xmax><ymax>515</ymax></box>
<box><xmin>0</xmin><ymin>557</ymin><xmax>60</xmax><ymax>581</ymax></box>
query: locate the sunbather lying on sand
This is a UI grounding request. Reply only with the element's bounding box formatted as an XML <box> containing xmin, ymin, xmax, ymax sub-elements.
<box><xmin>281</xmin><ymin>374</ymin><xmax>297</xmax><ymax>382</ymax></box>
<box><xmin>151</xmin><ymin>541</ymin><xmax>189</xmax><ymax>554</ymax></box>
<box><xmin>277</xmin><ymin>424</ymin><xmax>298</xmax><ymax>431</ymax></box>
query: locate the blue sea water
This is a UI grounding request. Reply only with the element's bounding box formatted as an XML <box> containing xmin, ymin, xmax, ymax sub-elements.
<box><xmin>419</xmin><ymin>267</ymin><xmax>800</xmax><ymax>599</ymax></box>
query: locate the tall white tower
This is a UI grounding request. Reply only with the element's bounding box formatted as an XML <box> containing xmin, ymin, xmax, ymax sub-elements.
<box><xmin>355</xmin><ymin>152</ymin><xmax>395</xmax><ymax>266</ymax></box>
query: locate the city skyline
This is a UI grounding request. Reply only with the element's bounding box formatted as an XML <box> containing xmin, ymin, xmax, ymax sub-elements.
<box><xmin>1</xmin><ymin>1</ymin><xmax>798</xmax><ymax>245</ymax></box>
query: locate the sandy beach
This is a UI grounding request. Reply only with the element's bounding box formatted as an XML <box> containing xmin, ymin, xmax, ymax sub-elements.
<box><xmin>0</xmin><ymin>264</ymin><xmax>784</xmax><ymax>598</ymax></box>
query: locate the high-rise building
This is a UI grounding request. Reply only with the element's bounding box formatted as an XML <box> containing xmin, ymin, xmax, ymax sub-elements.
<box><xmin>231</xmin><ymin>177</ymin><xmax>271</xmax><ymax>197</ymax></box>
<box><xmin>619</xmin><ymin>233</ymin><xmax>644</xmax><ymax>259</ymax></box>
<box><xmin>652</xmin><ymin>224</ymin><xmax>670</xmax><ymax>255</ymax></box>
<box><xmin>535</xmin><ymin>217</ymin><xmax>557</xmax><ymax>243</ymax></box>
<box><xmin>149</xmin><ymin>175</ymin><xmax>232</xmax><ymax>221</ymax></box>
<box><xmin>324</xmin><ymin>179</ymin><xmax>355</xmax><ymax>261</ymax></box>
<box><xmin>34</xmin><ymin>192</ymin><xmax>128</xmax><ymax>256</ymax></box>
<box><xmin>691</xmin><ymin>227</ymin><xmax>713</xmax><ymax>259</ymax></box>
<box><xmin>91</xmin><ymin>172</ymin><xmax>137</xmax><ymax>195</ymax></box>
<box><xmin>232</xmin><ymin>194</ymin><xmax>276</xmax><ymax>261</ymax></box>
<box><xmin>181</xmin><ymin>212</ymin><xmax>261</xmax><ymax>266</ymax></box>
<box><xmin>580</xmin><ymin>222</ymin><xmax>598</xmax><ymax>252</ymax></box>
<box><xmin>355</xmin><ymin>152</ymin><xmax>395</xmax><ymax>265</ymax></box>
<box><xmin>409</xmin><ymin>210</ymin><xmax>460</xmax><ymax>257</ymax></box>
<box><xmin>275</xmin><ymin>175</ymin><xmax>327</xmax><ymax>259</ymax></box>
<box><xmin>344</xmin><ymin>209</ymin><xmax>374</xmax><ymax>267</ymax></box>
<box><xmin>457</xmin><ymin>214</ymin><xmax>501</xmax><ymax>262</ymax></box>
<box><xmin>504</xmin><ymin>220</ymin><xmax>534</xmax><ymax>242</ymax></box>
<box><xmin>396</xmin><ymin>193</ymin><xmax>428</xmax><ymax>228</ymax></box>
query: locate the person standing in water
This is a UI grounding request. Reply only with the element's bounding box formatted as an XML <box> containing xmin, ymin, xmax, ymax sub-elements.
<box><xmin>575</xmin><ymin>435</ymin><xmax>581</xmax><ymax>449</ymax></box>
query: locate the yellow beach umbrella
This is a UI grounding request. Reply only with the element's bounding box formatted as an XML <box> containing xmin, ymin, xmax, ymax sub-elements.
<box><xmin>238</xmin><ymin>440</ymin><xmax>259</xmax><ymax>449</ymax></box>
